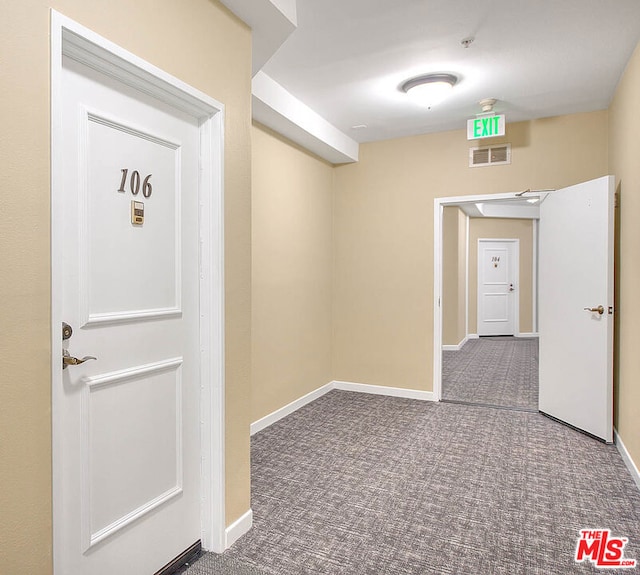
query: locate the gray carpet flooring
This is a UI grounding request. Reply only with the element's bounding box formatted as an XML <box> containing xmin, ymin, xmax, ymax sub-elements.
<box><xmin>187</xmin><ymin>390</ymin><xmax>640</xmax><ymax>574</ymax></box>
<box><xmin>182</xmin><ymin>553</ymin><xmax>267</xmax><ymax>575</ymax></box>
<box><xmin>442</xmin><ymin>337</ymin><xmax>539</xmax><ymax>410</ymax></box>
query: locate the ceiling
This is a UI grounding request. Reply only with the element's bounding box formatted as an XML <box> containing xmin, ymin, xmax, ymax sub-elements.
<box><xmin>222</xmin><ymin>0</ymin><xmax>640</xmax><ymax>163</ymax></box>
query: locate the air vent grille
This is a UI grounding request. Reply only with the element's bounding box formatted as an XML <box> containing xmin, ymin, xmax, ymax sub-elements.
<box><xmin>469</xmin><ymin>143</ymin><xmax>511</xmax><ymax>167</ymax></box>
<box><xmin>472</xmin><ymin>148</ymin><xmax>489</xmax><ymax>165</ymax></box>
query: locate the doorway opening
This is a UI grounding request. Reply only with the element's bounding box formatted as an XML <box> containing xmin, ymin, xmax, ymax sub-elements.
<box><xmin>434</xmin><ymin>176</ymin><xmax>615</xmax><ymax>441</ymax></box>
<box><xmin>433</xmin><ymin>192</ymin><xmax>543</xmax><ymax>412</ymax></box>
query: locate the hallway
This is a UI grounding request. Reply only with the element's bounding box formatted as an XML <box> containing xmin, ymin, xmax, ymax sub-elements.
<box><xmin>442</xmin><ymin>337</ymin><xmax>539</xmax><ymax>411</ymax></box>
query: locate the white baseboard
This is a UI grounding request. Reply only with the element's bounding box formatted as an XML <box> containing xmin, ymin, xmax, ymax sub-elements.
<box><xmin>332</xmin><ymin>380</ymin><xmax>435</xmax><ymax>402</ymax></box>
<box><xmin>614</xmin><ymin>428</ymin><xmax>640</xmax><ymax>491</ymax></box>
<box><xmin>467</xmin><ymin>333</ymin><xmax>479</xmax><ymax>339</ymax></box>
<box><xmin>251</xmin><ymin>380</ymin><xmax>436</xmax><ymax>436</ymax></box>
<box><xmin>225</xmin><ymin>509</ymin><xmax>253</xmax><ymax>549</ymax></box>
<box><xmin>250</xmin><ymin>382</ymin><xmax>334</xmax><ymax>436</ymax></box>
<box><xmin>442</xmin><ymin>335</ymin><xmax>469</xmax><ymax>351</ymax></box>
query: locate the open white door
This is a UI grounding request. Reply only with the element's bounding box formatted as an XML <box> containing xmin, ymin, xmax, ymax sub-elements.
<box><xmin>538</xmin><ymin>175</ymin><xmax>614</xmax><ymax>442</ymax></box>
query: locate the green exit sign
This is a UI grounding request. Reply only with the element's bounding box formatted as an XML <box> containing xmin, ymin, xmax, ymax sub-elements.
<box><xmin>467</xmin><ymin>115</ymin><xmax>506</xmax><ymax>140</ymax></box>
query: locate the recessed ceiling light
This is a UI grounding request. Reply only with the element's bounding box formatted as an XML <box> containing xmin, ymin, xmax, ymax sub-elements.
<box><xmin>400</xmin><ymin>73</ymin><xmax>458</xmax><ymax>107</ymax></box>
<box><xmin>351</xmin><ymin>124</ymin><xmax>368</xmax><ymax>129</ymax></box>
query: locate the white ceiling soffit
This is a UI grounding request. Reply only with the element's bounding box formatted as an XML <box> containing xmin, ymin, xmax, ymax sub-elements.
<box><xmin>220</xmin><ymin>0</ymin><xmax>359</xmax><ymax>164</ymax></box>
<box><xmin>253</xmin><ymin>72</ymin><xmax>359</xmax><ymax>164</ymax></box>
<box><xmin>219</xmin><ymin>0</ymin><xmax>297</xmax><ymax>75</ymax></box>
<box><xmin>458</xmin><ymin>200</ymin><xmax>540</xmax><ymax>219</ymax></box>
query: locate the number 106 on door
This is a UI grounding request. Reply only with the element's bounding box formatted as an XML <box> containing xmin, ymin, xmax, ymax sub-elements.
<box><xmin>117</xmin><ymin>168</ymin><xmax>153</xmax><ymax>198</ymax></box>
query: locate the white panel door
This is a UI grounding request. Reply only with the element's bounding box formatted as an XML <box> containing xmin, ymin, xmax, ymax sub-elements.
<box><xmin>58</xmin><ymin>55</ymin><xmax>201</xmax><ymax>574</ymax></box>
<box><xmin>538</xmin><ymin>176</ymin><xmax>614</xmax><ymax>442</ymax></box>
<box><xmin>477</xmin><ymin>240</ymin><xmax>518</xmax><ymax>336</ymax></box>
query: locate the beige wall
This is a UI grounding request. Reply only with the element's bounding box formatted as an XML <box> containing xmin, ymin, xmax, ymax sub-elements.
<box><xmin>252</xmin><ymin>123</ymin><xmax>334</xmax><ymax>422</ymax></box>
<box><xmin>609</xmin><ymin>42</ymin><xmax>640</xmax><ymax>471</ymax></box>
<box><xmin>333</xmin><ymin>111</ymin><xmax>608</xmax><ymax>391</ymax></box>
<box><xmin>0</xmin><ymin>2</ymin><xmax>252</xmax><ymax>572</ymax></box>
<box><xmin>442</xmin><ymin>207</ymin><xmax>461</xmax><ymax>346</ymax></box>
<box><xmin>468</xmin><ymin>218</ymin><xmax>534</xmax><ymax>335</ymax></box>
<box><xmin>442</xmin><ymin>207</ymin><xmax>468</xmax><ymax>346</ymax></box>
<box><xmin>457</xmin><ymin>209</ymin><xmax>468</xmax><ymax>342</ymax></box>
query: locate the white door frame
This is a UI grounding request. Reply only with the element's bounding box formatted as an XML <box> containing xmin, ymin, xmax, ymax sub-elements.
<box><xmin>476</xmin><ymin>238</ymin><xmax>519</xmax><ymax>336</ymax></box>
<box><xmin>433</xmin><ymin>192</ymin><xmax>544</xmax><ymax>401</ymax></box>
<box><xmin>50</xmin><ymin>11</ymin><xmax>226</xmax><ymax>567</ymax></box>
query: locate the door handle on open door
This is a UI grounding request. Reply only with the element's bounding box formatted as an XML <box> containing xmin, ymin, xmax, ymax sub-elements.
<box><xmin>62</xmin><ymin>349</ymin><xmax>97</xmax><ymax>369</ymax></box>
<box><xmin>583</xmin><ymin>305</ymin><xmax>605</xmax><ymax>315</ymax></box>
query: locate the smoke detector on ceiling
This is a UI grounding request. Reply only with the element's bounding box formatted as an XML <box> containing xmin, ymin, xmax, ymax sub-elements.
<box><xmin>479</xmin><ymin>98</ymin><xmax>497</xmax><ymax>113</ymax></box>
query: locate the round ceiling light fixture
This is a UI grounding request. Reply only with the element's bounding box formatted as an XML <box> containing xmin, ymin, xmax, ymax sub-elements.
<box><xmin>400</xmin><ymin>73</ymin><xmax>458</xmax><ymax>107</ymax></box>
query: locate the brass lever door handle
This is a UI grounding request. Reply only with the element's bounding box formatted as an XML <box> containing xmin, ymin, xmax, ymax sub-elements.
<box><xmin>583</xmin><ymin>305</ymin><xmax>604</xmax><ymax>315</ymax></box>
<box><xmin>62</xmin><ymin>349</ymin><xmax>97</xmax><ymax>369</ymax></box>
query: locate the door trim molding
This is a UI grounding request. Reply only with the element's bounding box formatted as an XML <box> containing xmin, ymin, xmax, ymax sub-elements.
<box><xmin>476</xmin><ymin>238</ymin><xmax>520</xmax><ymax>337</ymax></box>
<box><xmin>50</xmin><ymin>11</ymin><xmax>226</xmax><ymax>570</ymax></box>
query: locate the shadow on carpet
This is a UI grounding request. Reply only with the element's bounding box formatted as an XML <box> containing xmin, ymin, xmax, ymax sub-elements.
<box><xmin>442</xmin><ymin>337</ymin><xmax>538</xmax><ymax>410</ymax></box>
<box><xmin>183</xmin><ymin>553</ymin><xmax>268</xmax><ymax>575</ymax></box>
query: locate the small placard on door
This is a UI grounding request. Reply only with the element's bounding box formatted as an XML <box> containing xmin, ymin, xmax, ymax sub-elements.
<box><xmin>131</xmin><ymin>201</ymin><xmax>144</xmax><ymax>225</ymax></box>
